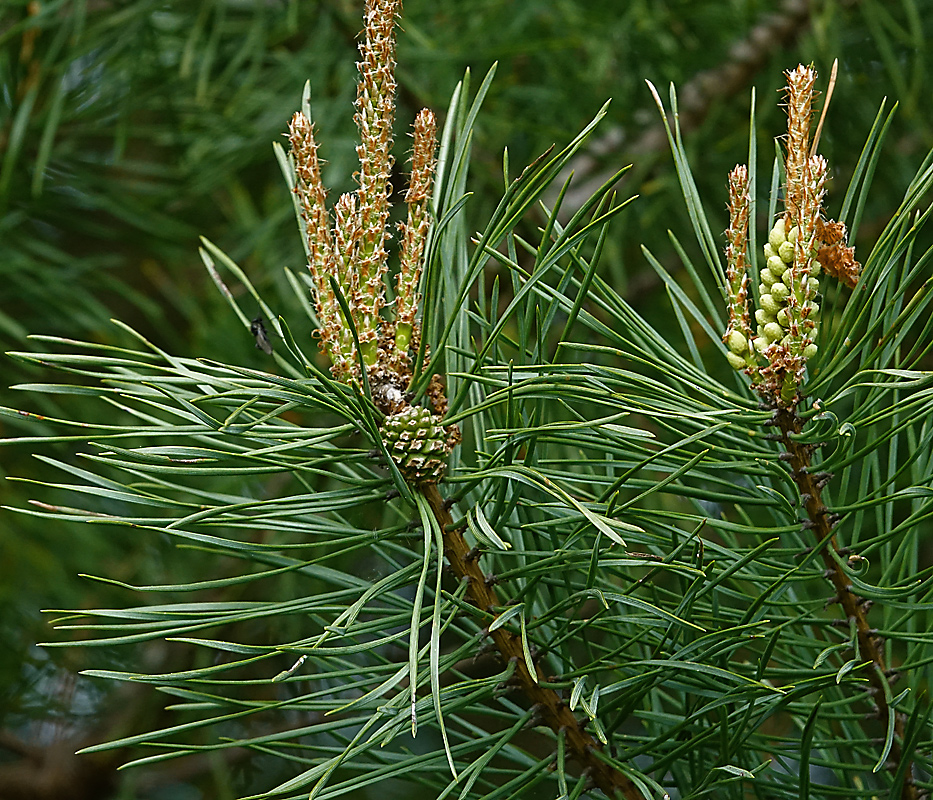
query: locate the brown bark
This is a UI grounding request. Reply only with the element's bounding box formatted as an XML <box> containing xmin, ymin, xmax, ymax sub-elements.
<box><xmin>421</xmin><ymin>483</ymin><xmax>647</xmax><ymax>800</ymax></box>
<box><xmin>774</xmin><ymin>408</ymin><xmax>917</xmax><ymax>800</ymax></box>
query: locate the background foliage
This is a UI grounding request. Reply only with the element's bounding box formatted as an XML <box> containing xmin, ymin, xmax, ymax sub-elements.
<box><xmin>2</xmin><ymin>1</ymin><xmax>933</xmax><ymax>798</ymax></box>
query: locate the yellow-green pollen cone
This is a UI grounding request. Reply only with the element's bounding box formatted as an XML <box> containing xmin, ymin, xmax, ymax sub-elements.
<box><xmin>753</xmin><ymin>217</ymin><xmax>821</xmax><ymax>355</ymax></box>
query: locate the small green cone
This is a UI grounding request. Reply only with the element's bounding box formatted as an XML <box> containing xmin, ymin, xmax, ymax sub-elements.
<box><xmin>381</xmin><ymin>406</ymin><xmax>450</xmax><ymax>484</ymax></box>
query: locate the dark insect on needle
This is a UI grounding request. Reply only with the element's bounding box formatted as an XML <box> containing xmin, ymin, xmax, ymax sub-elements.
<box><xmin>250</xmin><ymin>316</ymin><xmax>273</xmax><ymax>355</ymax></box>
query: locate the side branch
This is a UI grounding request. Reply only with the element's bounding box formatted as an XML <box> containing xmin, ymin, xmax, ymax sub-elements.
<box><xmin>774</xmin><ymin>409</ymin><xmax>916</xmax><ymax>800</ymax></box>
<box><xmin>420</xmin><ymin>484</ymin><xmax>647</xmax><ymax>800</ymax></box>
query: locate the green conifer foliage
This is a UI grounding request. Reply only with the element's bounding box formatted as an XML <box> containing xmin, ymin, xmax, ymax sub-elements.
<box><xmin>4</xmin><ymin>3</ymin><xmax>933</xmax><ymax>799</ymax></box>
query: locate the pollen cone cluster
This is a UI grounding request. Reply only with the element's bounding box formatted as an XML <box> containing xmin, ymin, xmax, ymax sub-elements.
<box><xmin>723</xmin><ymin>64</ymin><xmax>861</xmax><ymax>407</ymax></box>
<box><xmin>286</xmin><ymin>0</ymin><xmax>456</xmax><ymax>483</ymax></box>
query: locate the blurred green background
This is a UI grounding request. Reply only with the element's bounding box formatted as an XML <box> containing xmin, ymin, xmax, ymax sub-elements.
<box><xmin>1</xmin><ymin>0</ymin><xmax>931</xmax><ymax>796</ymax></box>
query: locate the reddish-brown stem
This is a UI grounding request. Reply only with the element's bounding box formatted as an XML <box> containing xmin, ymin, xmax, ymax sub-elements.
<box><xmin>774</xmin><ymin>408</ymin><xmax>916</xmax><ymax>799</ymax></box>
<box><xmin>420</xmin><ymin>483</ymin><xmax>647</xmax><ymax>800</ymax></box>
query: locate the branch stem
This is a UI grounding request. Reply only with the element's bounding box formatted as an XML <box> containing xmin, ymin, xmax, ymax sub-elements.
<box><xmin>774</xmin><ymin>409</ymin><xmax>916</xmax><ymax>799</ymax></box>
<box><xmin>420</xmin><ymin>483</ymin><xmax>647</xmax><ymax>800</ymax></box>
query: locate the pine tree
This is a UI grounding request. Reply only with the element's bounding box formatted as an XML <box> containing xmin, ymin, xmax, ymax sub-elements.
<box><xmin>5</xmin><ymin>2</ymin><xmax>933</xmax><ymax>798</ymax></box>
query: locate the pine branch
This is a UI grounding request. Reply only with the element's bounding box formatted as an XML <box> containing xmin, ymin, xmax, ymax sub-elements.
<box><xmin>774</xmin><ymin>408</ymin><xmax>917</xmax><ymax>800</ymax></box>
<box><xmin>421</xmin><ymin>483</ymin><xmax>647</xmax><ymax>800</ymax></box>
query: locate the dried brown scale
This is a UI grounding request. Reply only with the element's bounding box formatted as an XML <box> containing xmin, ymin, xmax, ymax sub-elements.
<box><xmin>421</xmin><ymin>483</ymin><xmax>648</xmax><ymax>800</ymax></box>
<box><xmin>816</xmin><ymin>217</ymin><xmax>862</xmax><ymax>288</ymax></box>
<box><xmin>774</xmin><ymin>407</ymin><xmax>917</xmax><ymax>800</ymax></box>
